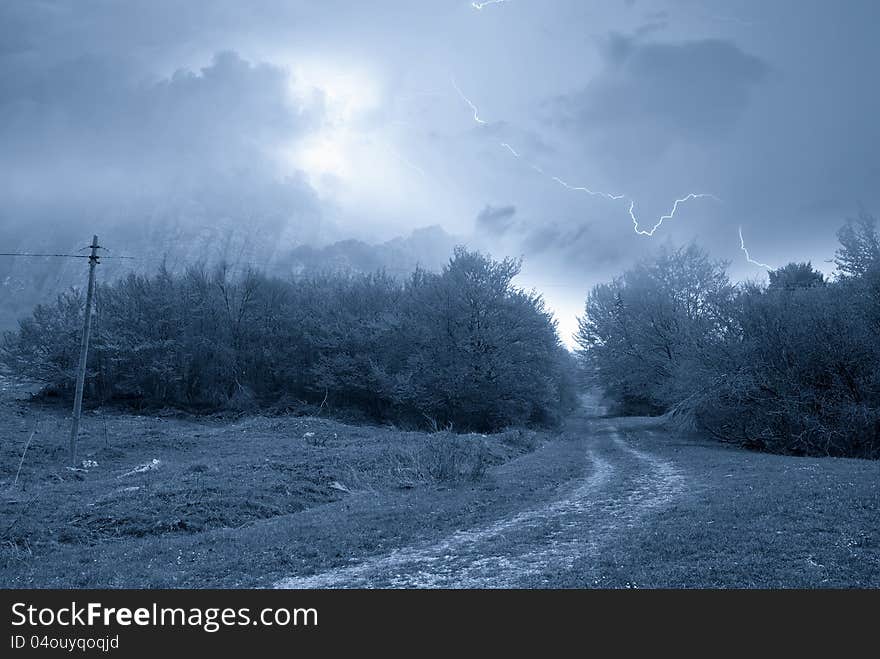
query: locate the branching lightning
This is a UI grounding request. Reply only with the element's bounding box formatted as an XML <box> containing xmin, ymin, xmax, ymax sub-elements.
<box><xmin>738</xmin><ymin>226</ymin><xmax>772</xmax><ymax>270</ymax></box>
<box><xmin>471</xmin><ymin>0</ymin><xmax>511</xmax><ymax>10</ymax></box>
<box><xmin>629</xmin><ymin>194</ymin><xmax>719</xmax><ymax>236</ymax></box>
<box><xmin>452</xmin><ymin>78</ymin><xmax>715</xmax><ymax>236</ymax></box>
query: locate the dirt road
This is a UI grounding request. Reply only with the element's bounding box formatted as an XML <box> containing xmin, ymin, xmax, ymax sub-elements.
<box><xmin>274</xmin><ymin>414</ymin><xmax>685</xmax><ymax>588</ymax></box>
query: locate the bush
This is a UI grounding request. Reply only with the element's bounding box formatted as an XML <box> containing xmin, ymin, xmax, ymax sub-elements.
<box><xmin>578</xmin><ymin>220</ymin><xmax>880</xmax><ymax>459</ymax></box>
<box><xmin>3</xmin><ymin>248</ymin><xmax>577</xmax><ymax>432</ymax></box>
<box><xmin>690</xmin><ymin>282</ymin><xmax>880</xmax><ymax>457</ymax></box>
<box><xmin>421</xmin><ymin>432</ymin><xmax>490</xmax><ymax>482</ymax></box>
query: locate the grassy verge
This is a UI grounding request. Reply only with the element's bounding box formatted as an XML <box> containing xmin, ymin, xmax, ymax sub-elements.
<box><xmin>0</xmin><ymin>389</ymin><xmax>562</xmax><ymax>587</ymax></box>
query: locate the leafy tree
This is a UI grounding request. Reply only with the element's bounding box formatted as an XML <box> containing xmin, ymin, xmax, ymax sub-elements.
<box><xmin>400</xmin><ymin>248</ymin><xmax>572</xmax><ymax>430</ymax></box>
<box><xmin>579</xmin><ymin>217</ymin><xmax>880</xmax><ymax>458</ymax></box>
<box><xmin>2</xmin><ymin>249</ymin><xmax>577</xmax><ymax>432</ymax></box>
<box><xmin>834</xmin><ymin>212</ymin><xmax>879</xmax><ymax>278</ymax></box>
<box><xmin>768</xmin><ymin>262</ymin><xmax>825</xmax><ymax>290</ymax></box>
<box><xmin>576</xmin><ymin>244</ymin><xmax>732</xmax><ymax>414</ymax></box>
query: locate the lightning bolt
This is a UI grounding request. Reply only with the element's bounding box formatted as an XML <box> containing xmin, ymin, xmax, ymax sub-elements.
<box><xmin>385</xmin><ymin>146</ymin><xmax>427</xmax><ymax>178</ymax></box>
<box><xmin>503</xmin><ymin>138</ymin><xmax>620</xmax><ymax>199</ymax></box>
<box><xmin>451</xmin><ymin>78</ymin><xmax>486</xmax><ymax>124</ymax></box>
<box><xmin>629</xmin><ymin>194</ymin><xmax>719</xmax><ymax>236</ymax></box>
<box><xmin>471</xmin><ymin>0</ymin><xmax>511</xmax><ymax>10</ymax></box>
<box><xmin>500</xmin><ymin>142</ymin><xmax>520</xmax><ymax>157</ymax></box>
<box><xmin>453</xmin><ymin>79</ymin><xmax>715</xmax><ymax>236</ymax></box>
<box><xmin>738</xmin><ymin>226</ymin><xmax>772</xmax><ymax>270</ymax></box>
<box><xmin>550</xmin><ymin>176</ymin><xmax>625</xmax><ymax>202</ymax></box>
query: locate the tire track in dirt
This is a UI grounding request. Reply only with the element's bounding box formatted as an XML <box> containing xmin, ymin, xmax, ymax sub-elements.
<box><xmin>273</xmin><ymin>421</ymin><xmax>683</xmax><ymax>588</ymax></box>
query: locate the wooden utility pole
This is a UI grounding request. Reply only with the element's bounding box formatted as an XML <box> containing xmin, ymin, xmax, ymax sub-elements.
<box><xmin>69</xmin><ymin>235</ymin><xmax>100</xmax><ymax>466</ymax></box>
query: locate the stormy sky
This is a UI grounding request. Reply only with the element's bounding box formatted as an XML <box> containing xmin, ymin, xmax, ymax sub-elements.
<box><xmin>1</xmin><ymin>0</ymin><xmax>878</xmax><ymax>343</ymax></box>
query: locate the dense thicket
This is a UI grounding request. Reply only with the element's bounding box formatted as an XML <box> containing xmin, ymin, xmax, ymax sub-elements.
<box><xmin>3</xmin><ymin>248</ymin><xmax>576</xmax><ymax>432</ymax></box>
<box><xmin>578</xmin><ymin>214</ymin><xmax>880</xmax><ymax>459</ymax></box>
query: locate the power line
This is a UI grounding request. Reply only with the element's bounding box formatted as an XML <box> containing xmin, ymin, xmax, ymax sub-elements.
<box><xmin>0</xmin><ymin>252</ymin><xmax>90</xmax><ymax>259</ymax></box>
<box><xmin>0</xmin><ymin>252</ymin><xmax>136</xmax><ymax>259</ymax></box>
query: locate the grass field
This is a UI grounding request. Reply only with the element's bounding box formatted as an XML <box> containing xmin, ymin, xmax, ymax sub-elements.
<box><xmin>0</xmin><ymin>377</ymin><xmax>550</xmax><ymax>587</ymax></box>
<box><xmin>560</xmin><ymin>417</ymin><xmax>880</xmax><ymax>588</ymax></box>
<box><xmin>1</xmin><ymin>377</ymin><xmax>878</xmax><ymax>588</ymax></box>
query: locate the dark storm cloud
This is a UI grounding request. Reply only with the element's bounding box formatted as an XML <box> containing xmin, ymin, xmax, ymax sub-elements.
<box><xmin>1</xmin><ymin>0</ymin><xmax>879</xmax><ymax>336</ymax></box>
<box><xmin>528</xmin><ymin>220</ymin><xmax>628</xmax><ymax>268</ymax></box>
<box><xmin>473</xmin><ymin>204</ymin><xmax>628</xmax><ymax>275</ymax></box>
<box><xmin>476</xmin><ymin>205</ymin><xmax>517</xmax><ymax>233</ymax></box>
<box><xmin>472</xmin><ymin>201</ymin><xmax>626</xmax><ymax>273</ymax></box>
<box><xmin>1</xmin><ymin>51</ymin><xmax>311</xmax><ymax>191</ymax></box>
<box><xmin>0</xmin><ymin>45</ymin><xmax>323</xmax><ymax>266</ymax></box>
<box><xmin>526</xmin><ymin>222</ymin><xmax>587</xmax><ymax>255</ymax></box>
<box><xmin>556</xmin><ymin>34</ymin><xmax>768</xmax><ymax>156</ymax></box>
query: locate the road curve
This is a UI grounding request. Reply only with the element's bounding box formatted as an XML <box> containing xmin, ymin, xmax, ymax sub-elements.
<box><xmin>274</xmin><ymin>418</ymin><xmax>684</xmax><ymax>589</ymax></box>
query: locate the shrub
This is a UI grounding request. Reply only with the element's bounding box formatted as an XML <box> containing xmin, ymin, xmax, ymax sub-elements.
<box><xmin>421</xmin><ymin>432</ymin><xmax>490</xmax><ymax>482</ymax></box>
<box><xmin>578</xmin><ymin>219</ymin><xmax>880</xmax><ymax>459</ymax></box>
<box><xmin>3</xmin><ymin>249</ymin><xmax>577</xmax><ymax>432</ymax></box>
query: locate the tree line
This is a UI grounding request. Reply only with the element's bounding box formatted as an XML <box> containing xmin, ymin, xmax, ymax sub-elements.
<box><xmin>2</xmin><ymin>248</ymin><xmax>577</xmax><ymax>432</ymax></box>
<box><xmin>577</xmin><ymin>213</ymin><xmax>880</xmax><ymax>459</ymax></box>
